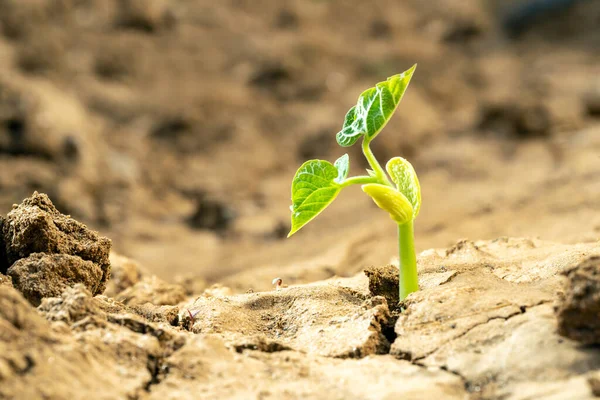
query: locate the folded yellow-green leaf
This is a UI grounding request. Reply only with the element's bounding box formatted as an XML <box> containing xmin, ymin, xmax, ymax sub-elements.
<box><xmin>361</xmin><ymin>183</ymin><xmax>413</xmax><ymax>225</ymax></box>
<box><xmin>386</xmin><ymin>157</ymin><xmax>421</xmax><ymax>218</ymax></box>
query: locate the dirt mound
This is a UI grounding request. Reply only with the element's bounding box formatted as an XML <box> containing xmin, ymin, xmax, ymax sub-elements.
<box><xmin>1</xmin><ymin>192</ymin><xmax>111</xmax><ymax>304</ymax></box>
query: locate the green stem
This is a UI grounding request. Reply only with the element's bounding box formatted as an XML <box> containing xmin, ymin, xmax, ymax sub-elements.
<box><xmin>398</xmin><ymin>220</ymin><xmax>419</xmax><ymax>300</ymax></box>
<box><xmin>340</xmin><ymin>175</ymin><xmax>378</xmax><ymax>188</ymax></box>
<box><xmin>362</xmin><ymin>139</ymin><xmax>393</xmax><ymax>186</ymax></box>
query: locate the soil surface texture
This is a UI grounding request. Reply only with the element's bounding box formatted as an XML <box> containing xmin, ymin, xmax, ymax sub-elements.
<box><xmin>1</xmin><ymin>0</ymin><xmax>600</xmax><ymax>399</ymax></box>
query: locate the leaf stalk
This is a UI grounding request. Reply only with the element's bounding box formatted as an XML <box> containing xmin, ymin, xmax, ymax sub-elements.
<box><xmin>340</xmin><ymin>175</ymin><xmax>378</xmax><ymax>188</ymax></box>
<box><xmin>362</xmin><ymin>139</ymin><xmax>393</xmax><ymax>187</ymax></box>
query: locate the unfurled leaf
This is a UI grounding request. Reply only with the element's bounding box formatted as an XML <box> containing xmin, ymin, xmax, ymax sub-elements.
<box><xmin>386</xmin><ymin>157</ymin><xmax>421</xmax><ymax>218</ymax></box>
<box><xmin>361</xmin><ymin>183</ymin><xmax>413</xmax><ymax>224</ymax></box>
<box><xmin>288</xmin><ymin>160</ymin><xmax>342</xmax><ymax>237</ymax></box>
<box><xmin>334</xmin><ymin>154</ymin><xmax>350</xmax><ymax>184</ymax></box>
<box><xmin>336</xmin><ymin>64</ymin><xmax>416</xmax><ymax>147</ymax></box>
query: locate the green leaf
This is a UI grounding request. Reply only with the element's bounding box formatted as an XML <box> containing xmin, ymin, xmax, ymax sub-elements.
<box><xmin>386</xmin><ymin>157</ymin><xmax>421</xmax><ymax>218</ymax></box>
<box><xmin>336</xmin><ymin>64</ymin><xmax>416</xmax><ymax>147</ymax></box>
<box><xmin>288</xmin><ymin>160</ymin><xmax>342</xmax><ymax>237</ymax></box>
<box><xmin>336</xmin><ymin>106</ymin><xmax>362</xmax><ymax>147</ymax></box>
<box><xmin>361</xmin><ymin>183</ymin><xmax>413</xmax><ymax>224</ymax></box>
<box><xmin>334</xmin><ymin>154</ymin><xmax>349</xmax><ymax>184</ymax></box>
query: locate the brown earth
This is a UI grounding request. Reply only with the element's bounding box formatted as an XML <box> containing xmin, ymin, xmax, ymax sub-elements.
<box><xmin>1</xmin><ymin>0</ymin><xmax>600</xmax><ymax>398</ymax></box>
<box><xmin>1</xmin><ymin>196</ymin><xmax>599</xmax><ymax>399</ymax></box>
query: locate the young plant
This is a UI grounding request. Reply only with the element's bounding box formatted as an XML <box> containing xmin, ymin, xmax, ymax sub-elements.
<box><xmin>287</xmin><ymin>65</ymin><xmax>421</xmax><ymax>301</ymax></box>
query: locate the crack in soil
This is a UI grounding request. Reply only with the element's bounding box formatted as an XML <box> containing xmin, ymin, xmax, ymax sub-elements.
<box><xmin>406</xmin><ymin>301</ymin><xmax>553</xmax><ymax>399</ymax></box>
<box><xmin>134</xmin><ymin>336</ymin><xmax>188</xmax><ymax>397</ymax></box>
<box><xmin>144</xmin><ymin>354</ymin><xmax>167</xmax><ymax>392</ymax></box>
<box><xmin>412</xmin><ymin>301</ymin><xmax>552</xmax><ymax>363</ymax></box>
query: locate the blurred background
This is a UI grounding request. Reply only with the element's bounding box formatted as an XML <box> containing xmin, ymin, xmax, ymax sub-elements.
<box><xmin>0</xmin><ymin>0</ymin><xmax>599</xmax><ymax>291</ymax></box>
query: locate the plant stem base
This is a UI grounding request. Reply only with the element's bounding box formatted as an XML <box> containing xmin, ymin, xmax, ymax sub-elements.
<box><xmin>398</xmin><ymin>221</ymin><xmax>419</xmax><ymax>300</ymax></box>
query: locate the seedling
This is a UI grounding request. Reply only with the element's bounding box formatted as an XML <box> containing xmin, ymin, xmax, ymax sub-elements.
<box><xmin>287</xmin><ymin>65</ymin><xmax>421</xmax><ymax>301</ymax></box>
<box><xmin>187</xmin><ymin>309</ymin><xmax>201</xmax><ymax>323</ymax></box>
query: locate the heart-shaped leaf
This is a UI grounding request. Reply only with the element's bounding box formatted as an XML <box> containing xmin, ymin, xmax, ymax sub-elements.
<box><xmin>361</xmin><ymin>183</ymin><xmax>414</xmax><ymax>224</ymax></box>
<box><xmin>336</xmin><ymin>64</ymin><xmax>416</xmax><ymax>147</ymax></box>
<box><xmin>386</xmin><ymin>157</ymin><xmax>421</xmax><ymax>218</ymax></box>
<box><xmin>289</xmin><ymin>159</ymin><xmax>346</xmax><ymax>236</ymax></box>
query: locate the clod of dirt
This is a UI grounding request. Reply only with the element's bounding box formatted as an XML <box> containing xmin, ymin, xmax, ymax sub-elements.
<box><xmin>115</xmin><ymin>276</ymin><xmax>187</xmax><ymax>307</ymax></box>
<box><xmin>364</xmin><ymin>264</ymin><xmax>399</xmax><ymax>306</ymax></box>
<box><xmin>2</xmin><ymin>192</ymin><xmax>111</xmax><ymax>292</ymax></box>
<box><xmin>7</xmin><ymin>253</ymin><xmax>103</xmax><ymax>306</ymax></box>
<box><xmin>556</xmin><ymin>256</ymin><xmax>600</xmax><ymax>344</ymax></box>
<box><xmin>183</xmin><ymin>276</ymin><xmax>392</xmax><ymax>358</ymax></box>
<box><xmin>104</xmin><ymin>253</ymin><xmax>148</xmax><ymax>297</ymax></box>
